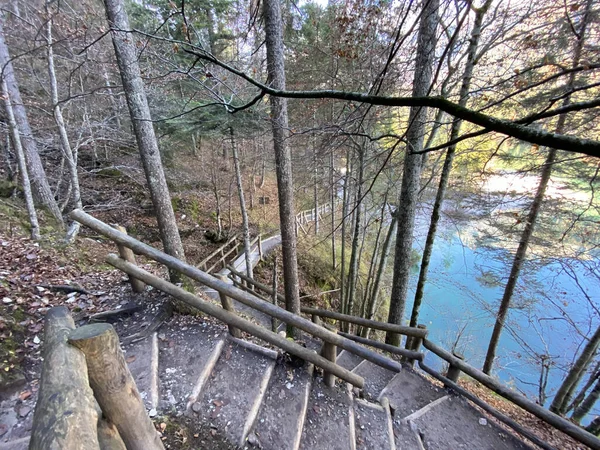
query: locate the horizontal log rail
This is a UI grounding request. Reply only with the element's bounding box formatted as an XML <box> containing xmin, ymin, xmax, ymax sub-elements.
<box><xmin>338</xmin><ymin>331</ymin><xmax>424</xmax><ymax>361</ymax></box>
<box><xmin>302</xmin><ymin>307</ymin><xmax>428</xmax><ymax>339</ymax></box>
<box><xmin>106</xmin><ymin>254</ymin><xmax>363</xmax><ymax>387</ymax></box>
<box><xmin>228</xmin><ymin>265</ymin><xmax>285</xmax><ymax>302</ymax></box>
<box><xmin>199</xmin><ymin>234</ymin><xmax>239</xmax><ymax>270</ymax></box>
<box><xmin>70</xmin><ymin>209</ymin><xmax>403</xmax><ymax>375</ymax></box>
<box><xmin>422</xmin><ymin>339</ymin><xmax>600</xmax><ymax>450</ymax></box>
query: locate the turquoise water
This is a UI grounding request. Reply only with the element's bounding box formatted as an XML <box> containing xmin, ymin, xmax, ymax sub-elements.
<box><xmin>404</xmin><ymin>208</ymin><xmax>600</xmax><ymax>418</ymax></box>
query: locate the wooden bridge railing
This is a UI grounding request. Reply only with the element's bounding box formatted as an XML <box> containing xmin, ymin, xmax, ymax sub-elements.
<box><xmin>67</xmin><ymin>209</ymin><xmax>600</xmax><ymax>450</ymax></box>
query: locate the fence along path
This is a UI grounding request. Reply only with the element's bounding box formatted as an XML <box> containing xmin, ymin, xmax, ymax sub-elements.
<box><xmin>16</xmin><ymin>209</ymin><xmax>600</xmax><ymax>450</ymax></box>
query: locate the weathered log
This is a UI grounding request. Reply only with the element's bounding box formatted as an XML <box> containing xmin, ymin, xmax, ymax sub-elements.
<box><xmin>30</xmin><ymin>306</ymin><xmax>100</xmax><ymax>450</ymax></box>
<box><xmin>338</xmin><ymin>331</ymin><xmax>423</xmax><ymax>361</ymax></box>
<box><xmin>445</xmin><ymin>352</ymin><xmax>465</xmax><ymax>383</ymax></box>
<box><xmin>114</xmin><ymin>225</ymin><xmax>145</xmax><ymax>293</ymax></box>
<box><xmin>68</xmin><ymin>323</ymin><xmax>164</xmax><ymax>450</ymax></box>
<box><xmin>70</xmin><ymin>208</ymin><xmax>402</xmax><ymax>373</ymax></box>
<box><xmin>321</xmin><ymin>332</ymin><xmax>337</xmax><ymax>387</ymax></box>
<box><xmin>106</xmin><ymin>254</ymin><xmax>364</xmax><ymax>387</ymax></box>
<box><xmin>218</xmin><ymin>274</ymin><xmax>242</xmax><ymax>338</ymax></box>
<box><xmin>97</xmin><ymin>418</ymin><xmax>127</xmax><ymax>450</ymax></box>
<box><xmin>422</xmin><ymin>339</ymin><xmax>600</xmax><ymax>450</ymax></box>
<box><xmin>302</xmin><ymin>307</ymin><xmax>428</xmax><ymax>339</ymax></box>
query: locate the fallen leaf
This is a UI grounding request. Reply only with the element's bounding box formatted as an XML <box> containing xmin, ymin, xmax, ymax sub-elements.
<box><xmin>126</xmin><ymin>355</ymin><xmax>136</xmax><ymax>363</ymax></box>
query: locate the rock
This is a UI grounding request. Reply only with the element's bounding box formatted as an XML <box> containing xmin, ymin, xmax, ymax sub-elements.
<box><xmin>149</xmin><ymin>408</ymin><xmax>157</xmax><ymax>417</ymax></box>
<box><xmin>2</xmin><ymin>297</ymin><xmax>12</xmax><ymax>304</ymax></box>
<box><xmin>247</xmin><ymin>432</ymin><xmax>262</xmax><ymax>448</ymax></box>
<box><xmin>478</xmin><ymin>418</ymin><xmax>487</xmax><ymax>426</ymax></box>
<box><xmin>18</xmin><ymin>406</ymin><xmax>32</xmax><ymax>418</ymax></box>
<box><xmin>192</xmin><ymin>402</ymin><xmax>202</xmax><ymax>413</ymax></box>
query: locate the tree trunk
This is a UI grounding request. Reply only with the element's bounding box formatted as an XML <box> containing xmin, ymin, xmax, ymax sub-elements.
<box><xmin>2</xmin><ymin>79</ymin><xmax>40</xmax><ymax>240</ymax></box>
<box><xmin>363</xmin><ymin>215</ymin><xmax>397</xmax><ymax>338</ymax></box>
<box><xmin>483</xmin><ymin>0</ymin><xmax>593</xmax><ymax>374</ymax></box>
<box><xmin>551</xmin><ymin>325</ymin><xmax>600</xmax><ymax>415</ymax></box>
<box><xmin>330</xmin><ymin>150</ymin><xmax>336</xmax><ymax>268</ymax></box>
<box><xmin>1</xmin><ymin>130</ymin><xmax>13</xmax><ymax>181</ymax></box>
<box><xmin>410</xmin><ymin>0</ymin><xmax>490</xmax><ymax>329</ymax></box>
<box><xmin>263</xmin><ymin>0</ymin><xmax>301</xmax><ymax>330</ymax></box>
<box><xmin>0</xmin><ymin>15</ymin><xmax>63</xmax><ymax>226</ymax></box>
<box><xmin>339</xmin><ymin>151</ymin><xmax>350</xmax><ymax>324</ymax></box>
<box><xmin>572</xmin><ymin>377</ymin><xmax>600</xmax><ymax>424</ymax></box>
<box><xmin>345</xmin><ymin>147</ymin><xmax>364</xmax><ymax>322</ymax></box>
<box><xmin>102</xmin><ymin>0</ymin><xmax>186</xmax><ymax>283</ymax></box>
<box><xmin>568</xmin><ymin>361</ymin><xmax>600</xmax><ymax>415</ymax></box>
<box><xmin>45</xmin><ymin>2</ymin><xmax>83</xmax><ymax>243</ymax></box>
<box><xmin>313</xmin><ymin>130</ymin><xmax>319</xmax><ymax>235</ymax></box>
<box><xmin>230</xmin><ymin>127</ymin><xmax>253</xmax><ymax>280</ymax></box>
<box><xmin>386</xmin><ymin>0</ymin><xmax>438</xmax><ymax>346</ymax></box>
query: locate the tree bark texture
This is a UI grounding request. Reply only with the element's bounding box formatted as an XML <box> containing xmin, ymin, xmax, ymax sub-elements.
<box><xmin>30</xmin><ymin>306</ymin><xmax>100</xmax><ymax>450</ymax></box>
<box><xmin>410</xmin><ymin>0</ymin><xmax>490</xmax><ymax>329</ymax></box>
<box><xmin>0</xmin><ymin>16</ymin><xmax>63</xmax><ymax>225</ymax></box>
<box><xmin>386</xmin><ymin>0</ymin><xmax>438</xmax><ymax>346</ymax></box>
<box><xmin>230</xmin><ymin>127</ymin><xmax>253</xmax><ymax>280</ymax></box>
<box><xmin>102</xmin><ymin>0</ymin><xmax>185</xmax><ymax>281</ymax></box>
<box><xmin>483</xmin><ymin>0</ymin><xmax>593</xmax><ymax>374</ymax></box>
<box><xmin>68</xmin><ymin>323</ymin><xmax>165</xmax><ymax>450</ymax></box>
<box><xmin>263</xmin><ymin>0</ymin><xmax>301</xmax><ymax>326</ymax></box>
<box><xmin>345</xmin><ymin>147</ymin><xmax>364</xmax><ymax>320</ymax></box>
<box><xmin>2</xmin><ymin>79</ymin><xmax>40</xmax><ymax>240</ymax></box>
<box><xmin>45</xmin><ymin>3</ymin><xmax>82</xmax><ymax>242</ymax></box>
<box><xmin>551</xmin><ymin>325</ymin><xmax>600</xmax><ymax>415</ymax></box>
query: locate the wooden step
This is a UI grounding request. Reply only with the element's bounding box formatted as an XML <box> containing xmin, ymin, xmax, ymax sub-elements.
<box><xmin>299</xmin><ymin>379</ymin><xmax>355</xmax><ymax>450</ymax></box>
<box><xmin>336</xmin><ymin>350</ymin><xmax>363</xmax><ymax>371</ymax></box>
<box><xmin>354</xmin><ymin>398</ymin><xmax>395</xmax><ymax>450</ymax></box>
<box><xmin>123</xmin><ymin>332</ymin><xmax>159</xmax><ymax>410</ymax></box>
<box><xmin>379</xmin><ymin>367</ymin><xmax>445</xmax><ymax>419</ymax></box>
<box><xmin>156</xmin><ymin>320</ymin><xmax>226</xmax><ymax>412</ymax></box>
<box><xmin>410</xmin><ymin>394</ymin><xmax>533</xmax><ymax>450</ymax></box>
<box><xmin>352</xmin><ymin>360</ymin><xmax>397</xmax><ymax>402</ymax></box>
<box><xmin>195</xmin><ymin>338</ymin><xmax>276</xmax><ymax>446</ymax></box>
<box><xmin>249</xmin><ymin>361</ymin><xmax>314</xmax><ymax>450</ymax></box>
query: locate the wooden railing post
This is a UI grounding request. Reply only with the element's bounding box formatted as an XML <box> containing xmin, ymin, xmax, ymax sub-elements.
<box><xmin>405</xmin><ymin>324</ymin><xmax>426</xmax><ymax>367</ymax></box>
<box><xmin>115</xmin><ymin>225</ymin><xmax>145</xmax><ymax>293</ymax></box>
<box><xmin>68</xmin><ymin>323</ymin><xmax>164</xmax><ymax>450</ymax></box>
<box><xmin>258</xmin><ymin>234</ymin><xmax>263</xmax><ymax>261</ymax></box>
<box><xmin>321</xmin><ymin>330</ymin><xmax>337</xmax><ymax>388</ymax></box>
<box><xmin>446</xmin><ymin>352</ymin><xmax>465</xmax><ymax>383</ymax></box>
<box><xmin>218</xmin><ymin>275</ymin><xmax>242</xmax><ymax>338</ymax></box>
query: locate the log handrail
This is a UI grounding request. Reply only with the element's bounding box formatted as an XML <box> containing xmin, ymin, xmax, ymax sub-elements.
<box><xmin>106</xmin><ymin>254</ymin><xmax>363</xmax><ymax>387</ymax></box>
<box><xmin>199</xmin><ymin>234</ymin><xmax>239</xmax><ymax>268</ymax></box>
<box><xmin>302</xmin><ymin>307</ymin><xmax>428</xmax><ymax>339</ymax></box>
<box><xmin>70</xmin><ymin>209</ymin><xmax>403</xmax><ymax>374</ymax></box>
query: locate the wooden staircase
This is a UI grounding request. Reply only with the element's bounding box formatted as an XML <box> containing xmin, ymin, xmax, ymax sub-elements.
<box><xmin>121</xmin><ymin>313</ymin><xmax>533</xmax><ymax>450</ymax></box>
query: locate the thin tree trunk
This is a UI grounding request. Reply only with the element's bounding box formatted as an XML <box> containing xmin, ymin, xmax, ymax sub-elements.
<box><xmin>0</xmin><ymin>15</ymin><xmax>62</xmax><ymax>226</ymax></box>
<box><xmin>1</xmin><ymin>131</ymin><xmax>13</xmax><ymax>181</ymax></box>
<box><xmin>345</xmin><ymin>147</ymin><xmax>364</xmax><ymax>321</ymax></box>
<box><xmin>330</xmin><ymin>150</ymin><xmax>336</xmax><ymax>269</ymax></box>
<box><xmin>363</xmin><ymin>215</ymin><xmax>397</xmax><ymax>338</ymax></box>
<box><xmin>45</xmin><ymin>2</ymin><xmax>82</xmax><ymax>243</ymax></box>
<box><xmin>572</xmin><ymin>377</ymin><xmax>600</xmax><ymax>424</ymax></box>
<box><xmin>2</xmin><ymin>79</ymin><xmax>40</xmax><ymax>240</ymax></box>
<box><xmin>410</xmin><ymin>0</ymin><xmax>491</xmax><ymax>329</ymax></box>
<box><xmin>230</xmin><ymin>127</ymin><xmax>253</xmax><ymax>280</ymax></box>
<box><xmin>263</xmin><ymin>0</ymin><xmax>301</xmax><ymax>331</ymax></box>
<box><xmin>386</xmin><ymin>0</ymin><xmax>438</xmax><ymax>346</ymax></box>
<box><xmin>103</xmin><ymin>0</ymin><xmax>186</xmax><ymax>283</ymax></box>
<box><xmin>102</xmin><ymin>67</ymin><xmax>122</xmax><ymax>129</ymax></box>
<box><xmin>568</xmin><ymin>361</ymin><xmax>600</xmax><ymax>415</ymax></box>
<box><xmin>483</xmin><ymin>0</ymin><xmax>593</xmax><ymax>374</ymax></box>
<box><xmin>339</xmin><ymin>151</ymin><xmax>350</xmax><ymax>323</ymax></box>
<box><xmin>313</xmin><ymin>142</ymin><xmax>319</xmax><ymax>235</ymax></box>
<box><xmin>551</xmin><ymin>325</ymin><xmax>600</xmax><ymax>415</ymax></box>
